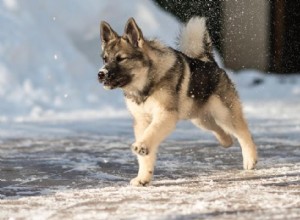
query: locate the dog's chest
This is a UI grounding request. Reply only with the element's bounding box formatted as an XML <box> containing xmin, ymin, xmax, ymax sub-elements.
<box><xmin>125</xmin><ymin>96</ymin><xmax>159</xmax><ymax>117</ymax></box>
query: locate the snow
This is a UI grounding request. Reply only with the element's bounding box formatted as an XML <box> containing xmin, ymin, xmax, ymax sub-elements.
<box><xmin>0</xmin><ymin>0</ymin><xmax>300</xmax><ymax>219</ymax></box>
<box><xmin>0</xmin><ymin>0</ymin><xmax>179</xmax><ymax>122</ymax></box>
<box><xmin>0</xmin><ymin>129</ymin><xmax>299</xmax><ymax>219</ymax></box>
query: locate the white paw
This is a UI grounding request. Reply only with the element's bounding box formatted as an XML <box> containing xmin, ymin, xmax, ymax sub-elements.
<box><xmin>243</xmin><ymin>151</ymin><xmax>258</xmax><ymax>170</ymax></box>
<box><xmin>131</xmin><ymin>142</ymin><xmax>149</xmax><ymax>156</ymax></box>
<box><xmin>130</xmin><ymin>177</ymin><xmax>150</xmax><ymax>187</ymax></box>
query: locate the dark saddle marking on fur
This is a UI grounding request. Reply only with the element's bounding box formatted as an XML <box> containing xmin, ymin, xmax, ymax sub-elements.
<box><xmin>174</xmin><ymin>53</ymin><xmax>185</xmax><ymax>93</ymax></box>
<box><xmin>185</xmin><ymin>56</ymin><xmax>220</xmax><ymax>103</ymax></box>
<box><xmin>172</xmin><ymin>49</ymin><xmax>220</xmax><ymax>104</ymax></box>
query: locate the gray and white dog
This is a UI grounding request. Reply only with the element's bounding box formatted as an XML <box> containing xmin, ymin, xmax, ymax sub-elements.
<box><xmin>98</xmin><ymin>17</ymin><xmax>257</xmax><ymax>186</ymax></box>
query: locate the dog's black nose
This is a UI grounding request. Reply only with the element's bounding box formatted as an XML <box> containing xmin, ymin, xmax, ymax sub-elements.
<box><xmin>98</xmin><ymin>66</ymin><xmax>108</xmax><ymax>81</ymax></box>
<box><xmin>98</xmin><ymin>71</ymin><xmax>105</xmax><ymax>80</ymax></box>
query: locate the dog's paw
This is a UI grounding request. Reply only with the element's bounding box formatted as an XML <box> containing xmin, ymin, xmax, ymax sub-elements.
<box><xmin>243</xmin><ymin>157</ymin><xmax>257</xmax><ymax>170</ymax></box>
<box><xmin>131</xmin><ymin>142</ymin><xmax>149</xmax><ymax>156</ymax></box>
<box><xmin>243</xmin><ymin>152</ymin><xmax>258</xmax><ymax>170</ymax></box>
<box><xmin>130</xmin><ymin>177</ymin><xmax>150</xmax><ymax>187</ymax></box>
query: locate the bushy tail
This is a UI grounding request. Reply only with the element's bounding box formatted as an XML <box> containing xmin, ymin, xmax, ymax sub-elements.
<box><xmin>179</xmin><ymin>17</ymin><xmax>213</xmax><ymax>61</ymax></box>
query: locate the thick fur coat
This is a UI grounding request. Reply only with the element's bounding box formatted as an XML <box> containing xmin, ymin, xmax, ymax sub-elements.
<box><xmin>98</xmin><ymin>17</ymin><xmax>257</xmax><ymax>186</ymax></box>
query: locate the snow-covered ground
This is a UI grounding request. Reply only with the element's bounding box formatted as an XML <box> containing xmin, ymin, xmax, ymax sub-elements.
<box><xmin>0</xmin><ymin>115</ymin><xmax>300</xmax><ymax>219</ymax></box>
<box><xmin>0</xmin><ymin>0</ymin><xmax>300</xmax><ymax>219</ymax></box>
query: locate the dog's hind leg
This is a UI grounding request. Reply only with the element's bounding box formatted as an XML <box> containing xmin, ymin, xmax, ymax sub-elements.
<box><xmin>191</xmin><ymin>116</ymin><xmax>233</xmax><ymax>148</ymax></box>
<box><xmin>208</xmin><ymin>95</ymin><xmax>257</xmax><ymax>170</ymax></box>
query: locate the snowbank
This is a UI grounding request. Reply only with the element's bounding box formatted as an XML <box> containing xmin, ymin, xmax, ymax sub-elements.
<box><xmin>0</xmin><ymin>0</ymin><xmax>299</xmax><ymax>123</ymax></box>
<box><xmin>231</xmin><ymin>70</ymin><xmax>300</xmax><ymax>120</ymax></box>
<box><xmin>0</xmin><ymin>0</ymin><xmax>179</xmax><ymax>122</ymax></box>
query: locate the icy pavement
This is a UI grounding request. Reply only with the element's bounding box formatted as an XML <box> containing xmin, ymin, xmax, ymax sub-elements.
<box><xmin>0</xmin><ymin>117</ymin><xmax>299</xmax><ymax>220</ymax></box>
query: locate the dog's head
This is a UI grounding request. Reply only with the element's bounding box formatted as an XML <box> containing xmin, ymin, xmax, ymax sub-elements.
<box><xmin>98</xmin><ymin>18</ymin><xmax>149</xmax><ymax>90</ymax></box>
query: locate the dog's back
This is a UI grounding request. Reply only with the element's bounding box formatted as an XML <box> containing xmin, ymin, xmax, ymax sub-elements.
<box><xmin>173</xmin><ymin>18</ymin><xmax>236</xmax><ymax>120</ymax></box>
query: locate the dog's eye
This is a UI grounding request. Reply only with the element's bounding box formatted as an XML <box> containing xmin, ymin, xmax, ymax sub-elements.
<box><xmin>116</xmin><ymin>55</ymin><xmax>127</xmax><ymax>62</ymax></box>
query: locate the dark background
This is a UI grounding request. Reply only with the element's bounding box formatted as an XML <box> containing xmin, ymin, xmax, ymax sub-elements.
<box><xmin>154</xmin><ymin>0</ymin><xmax>300</xmax><ymax>74</ymax></box>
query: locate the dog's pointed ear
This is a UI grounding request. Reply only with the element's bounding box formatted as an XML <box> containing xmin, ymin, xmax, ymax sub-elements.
<box><xmin>100</xmin><ymin>21</ymin><xmax>118</xmax><ymax>46</ymax></box>
<box><xmin>124</xmin><ymin>17</ymin><xmax>144</xmax><ymax>47</ymax></box>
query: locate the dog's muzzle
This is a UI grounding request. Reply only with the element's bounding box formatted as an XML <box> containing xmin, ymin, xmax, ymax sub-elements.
<box><xmin>97</xmin><ymin>65</ymin><xmax>118</xmax><ymax>90</ymax></box>
<box><xmin>97</xmin><ymin>65</ymin><xmax>131</xmax><ymax>90</ymax></box>
<box><xmin>98</xmin><ymin>65</ymin><xmax>108</xmax><ymax>82</ymax></box>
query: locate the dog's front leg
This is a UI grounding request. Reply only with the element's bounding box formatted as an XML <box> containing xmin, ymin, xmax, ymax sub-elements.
<box><xmin>130</xmin><ymin>111</ymin><xmax>177</xmax><ymax>186</ymax></box>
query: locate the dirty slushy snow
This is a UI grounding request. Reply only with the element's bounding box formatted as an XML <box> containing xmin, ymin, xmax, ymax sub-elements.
<box><xmin>0</xmin><ymin>98</ymin><xmax>300</xmax><ymax>219</ymax></box>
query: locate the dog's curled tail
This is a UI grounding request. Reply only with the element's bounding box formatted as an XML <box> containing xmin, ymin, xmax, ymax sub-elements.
<box><xmin>179</xmin><ymin>17</ymin><xmax>213</xmax><ymax>61</ymax></box>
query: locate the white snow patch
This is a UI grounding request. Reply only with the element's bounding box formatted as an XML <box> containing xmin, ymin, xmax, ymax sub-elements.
<box><xmin>0</xmin><ymin>0</ymin><xmax>179</xmax><ymax>122</ymax></box>
<box><xmin>1</xmin><ymin>0</ymin><xmax>299</xmax><ymax>124</ymax></box>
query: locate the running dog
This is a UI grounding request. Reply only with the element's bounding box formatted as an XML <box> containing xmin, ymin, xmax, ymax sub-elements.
<box><xmin>98</xmin><ymin>17</ymin><xmax>257</xmax><ymax>186</ymax></box>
